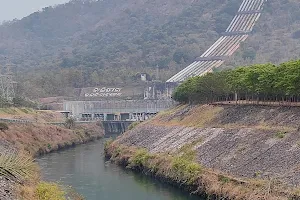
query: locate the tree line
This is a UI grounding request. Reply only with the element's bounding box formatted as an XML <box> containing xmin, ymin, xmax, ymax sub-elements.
<box><xmin>172</xmin><ymin>60</ymin><xmax>300</xmax><ymax>104</ymax></box>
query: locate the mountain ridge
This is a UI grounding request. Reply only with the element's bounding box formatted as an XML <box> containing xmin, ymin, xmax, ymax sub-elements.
<box><xmin>0</xmin><ymin>0</ymin><xmax>298</xmax><ymax>98</ymax></box>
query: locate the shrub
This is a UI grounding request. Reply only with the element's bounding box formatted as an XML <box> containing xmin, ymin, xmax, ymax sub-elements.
<box><xmin>104</xmin><ymin>138</ymin><xmax>114</xmax><ymax>150</ymax></box>
<box><xmin>128</xmin><ymin>121</ymin><xmax>140</xmax><ymax>130</ymax></box>
<box><xmin>219</xmin><ymin>175</ymin><xmax>230</xmax><ymax>184</ymax></box>
<box><xmin>0</xmin><ymin>150</ymin><xmax>36</xmax><ymax>183</ymax></box>
<box><xmin>0</xmin><ymin>122</ymin><xmax>8</xmax><ymax>131</ymax></box>
<box><xmin>65</xmin><ymin>117</ymin><xmax>75</xmax><ymax>129</ymax></box>
<box><xmin>129</xmin><ymin>149</ymin><xmax>151</xmax><ymax>169</ymax></box>
<box><xmin>171</xmin><ymin>156</ymin><xmax>202</xmax><ymax>184</ymax></box>
<box><xmin>36</xmin><ymin>182</ymin><xmax>65</xmax><ymax>200</ymax></box>
<box><xmin>275</xmin><ymin>131</ymin><xmax>286</xmax><ymax>139</ymax></box>
<box><xmin>63</xmin><ymin>185</ymin><xmax>85</xmax><ymax>200</ymax></box>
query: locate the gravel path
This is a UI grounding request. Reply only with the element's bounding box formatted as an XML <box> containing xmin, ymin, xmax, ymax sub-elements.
<box><xmin>0</xmin><ymin>141</ymin><xmax>17</xmax><ymax>200</ymax></box>
<box><xmin>0</xmin><ymin>177</ymin><xmax>16</xmax><ymax>200</ymax></box>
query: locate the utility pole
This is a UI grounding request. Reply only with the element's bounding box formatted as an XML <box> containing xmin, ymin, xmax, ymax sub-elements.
<box><xmin>156</xmin><ymin>65</ymin><xmax>160</xmax><ymax>81</ymax></box>
<box><xmin>0</xmin><ymin>61</ymin><xmax>16</xmax><ymax>101</ymax></box>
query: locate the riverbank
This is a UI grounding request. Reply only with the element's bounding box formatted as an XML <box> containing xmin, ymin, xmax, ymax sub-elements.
<box><xmin>105</xmin><ymin>104</ymin><xmax>300</xmax><ymax>199</ymax></box>
<box><xmin>0</xmin><ymin>108</ymin><xmax>104</xmax><ymax>200</ymax></box>
<box><xmin>1</xmin><ymin>122</ymin><xmax>104</xmax><ymax>156</ymax></box>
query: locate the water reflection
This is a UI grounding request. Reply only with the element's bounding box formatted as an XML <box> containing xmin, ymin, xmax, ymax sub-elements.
<box><xmin>37</xmin><ymin>140</ymin><xmax>201</xmax><ymax>200</ymax></box>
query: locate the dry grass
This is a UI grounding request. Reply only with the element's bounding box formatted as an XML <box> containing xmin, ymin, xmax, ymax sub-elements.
<box><xmin>151</xmin><ymin>104</ymin><xmax>297</xmax><ymax>133</ymax></box>
<box><xmin>0</xmin><ymin>107</ymin><xmax>64</xmax><ymax>123</ymax></box>
<box><xmin>0</xmin><ymin>150</ymin><xmax>37</xmax><ymax>183</ymax></box>
<box><xmin>0</xmin><ymin>108</ymin><xmax>98</xmax><ymax>200</ymax></box>
<box><xmin>152</xmin><ymin>105</ymin><xmax>223</xmax><ymax>127</ymax></box>
<box><xmin>0</xmin><ymin>123</ymin><xmax>103</xmax><ymax>156</ymax></box>
<box><xmin>0</xmin><ymin>148</ymin><xmax>75</xmax><ymax>200</ymax></box>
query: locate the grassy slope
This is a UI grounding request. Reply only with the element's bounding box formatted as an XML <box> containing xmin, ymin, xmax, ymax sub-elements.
<box><xmin>0</xmin><ymin>107</ymin><xmax>64</xmax><ymax>122</ymax></box>
<box><xmin>0</xmin><ymin>122</ymin><xmax>103</xmax><ymax>156</ymax></box>
<box><xmin>0</xmin><ymin>107</ymin><xmax>104</xmax><ymax>155</ymax></box>
<box><xmin>151</xmin><ymin>104</ymin><xmax>300</xmax><ymax>131</ymax></box>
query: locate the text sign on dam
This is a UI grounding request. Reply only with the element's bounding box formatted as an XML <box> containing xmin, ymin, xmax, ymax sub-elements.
<box><xmin>85</xmin><ymin>87</ymin><xmax>123</xmax><ymax>97</ymax></box>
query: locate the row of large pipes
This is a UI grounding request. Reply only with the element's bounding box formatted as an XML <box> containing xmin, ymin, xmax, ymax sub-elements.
<box><xmin>166</xmin><ymin>0</ymin><xmax>267</xmax><ymax>83</ymax></box>
<box><xmin>227</xmin><ymin>13</ymin><xmax>261</xmax><ymax>32</ymax></box>
<box><xmin>238</xmin><ymin>0</ymin><xmax>265</xmax><ymax>12</ymax></box>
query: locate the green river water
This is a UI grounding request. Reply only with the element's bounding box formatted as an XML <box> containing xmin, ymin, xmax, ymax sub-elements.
<box><xmin>37</xmin><ymin>139</ymin><xmax>202</xmax><ymax>200</ymax></box>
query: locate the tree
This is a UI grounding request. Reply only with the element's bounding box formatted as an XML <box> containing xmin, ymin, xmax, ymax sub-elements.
<box><xmin>65</xmin><ymin>117</ymin><xmax>75</xmax><ymax>129</ymax></box>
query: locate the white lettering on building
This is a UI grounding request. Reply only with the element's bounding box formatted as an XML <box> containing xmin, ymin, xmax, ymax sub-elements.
<box><xmin>85</xmin><ymin>87</ymin><xmax>122</xmax><ymax>97</ymax></box>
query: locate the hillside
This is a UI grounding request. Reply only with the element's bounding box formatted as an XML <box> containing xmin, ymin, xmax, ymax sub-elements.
<box><xmin>0</xmin><ymin>0</ymin><xmax>299</xmax><ymax>97</ymax></box>
<box><xmin>224</xmin><ymin>0</ymin><xmax>300</xmax><ymax>68</ymax></box>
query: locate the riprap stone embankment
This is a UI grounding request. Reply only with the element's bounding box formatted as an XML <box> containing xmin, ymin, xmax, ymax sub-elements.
<box><xmin>114</xmin><ymin>104</ymin><xmax>300</xmax><ymax>186</ymax></box>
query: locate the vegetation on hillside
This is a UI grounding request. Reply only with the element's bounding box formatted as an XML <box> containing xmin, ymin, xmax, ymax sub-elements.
<box><xmin>223</xmin><ymin>0</ymin><xmax>300</xmax><ymax>68</ymax></box>
<box><xmin>0</xmin><ymin>0</ymin><xmax>298</xmax><ymax>98</ymax></box>
<box><xmin>0</xmin><ymin>0</ymin><xmax>259</xmax><ymax>98</ymax></box>
<box><xmin>173</xmin><ymin>60</ymin><xmax>300</xmax><ymax>104</ymax></box>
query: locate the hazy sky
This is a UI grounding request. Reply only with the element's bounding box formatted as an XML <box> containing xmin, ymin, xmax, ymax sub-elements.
<box><xmin>0</xmin><ymin>0</ymin><xmax>70</xmax><ymax>22</ymax></box>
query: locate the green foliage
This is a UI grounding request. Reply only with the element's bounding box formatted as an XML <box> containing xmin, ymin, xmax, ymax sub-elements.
<box><xmin>63</xmin><ymin>185</ymin><xmax>85</xmax><ymax>200</ymax></box>
<box><xmin>0</xmin><ymin>0</ymin><xmax>297</xmax><ymax>99</ymax></box>
<box><xmin>275</xmin><ymin>131</ymin><xmax>287</xmax><ymax>139</ymax></box>
<box><xmin>124</xmin><ymin>146</ymin><xmax>202</xmax><ymax>185</ymax></box>
<box><xmin>0</xmin><ymin>0</ymin><xmax>241</xmax><ymax>98</ymax></box>
<box><xmin>0</xmin><ymin>150</ymin><xmax>36</xmax><ymax>183</ymax></box>
<box><xmin>178</xmin><ymin>138</ymin><xmax>203</xmax><ymax>161</ymax></box>
<box><xmin>128</xmin><ymin>121</ymin><xmax>140</xmax><ymax>130</ymax></box>
<box><xmin>218</xmin><ymin>175</ymin><xmax>230</xmax><ymax>184</ymax></box>
<box><xmin>65</xmin><ymin>117</ymin><xmax>75</xmax><ymax>129</ymax></box>
<box><xmin>171</xmin><ymin>156</ymin><xmax>202</xmax><ymax>184</ymax></box>
<box><xmin>124</xmin><ymin>138</ymin><xmax>203</xmax><ymax>185</ymax></box>
<box><xmin>0</xmin><ymin>122</ymin><xmax>8</xmax><ymax>131</ymax></box>
<box><xmin>104</xmin><ymin>138</ymin><xmax>114</xmax><ymax>150</ymax></box>
<box><xmin>12</xmin><ymin>97</ymin><xmax>37</xmax><ymax>109</ymax></box>
<box><xmin>36</xmin><ymin>182</ymin><xmax>65</xmax><ymax>200</ymax></box>
<box><xmin>0</xmin><ymin>97</ymin><xmax>11</xmax><ymax>108</ymax></box>
<box><xmin>129</xmin><ymin>149</ymin><xmax>151</xmax><ymax>168</ymax></box>
<box><xmin>173</xmin><ymin>60</ymin><xmax>300</xmax><ymax>104</ymax></box>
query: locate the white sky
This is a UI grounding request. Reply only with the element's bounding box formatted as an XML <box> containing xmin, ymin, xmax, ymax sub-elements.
<box><xmin>0</xmin><ymin>0</ymin><xmax>70</xmax><ymax>22</ymax></box>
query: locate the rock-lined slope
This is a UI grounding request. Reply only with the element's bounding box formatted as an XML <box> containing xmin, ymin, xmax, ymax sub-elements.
<box><xmin>116</xmin><ymin>105</ymin><xmax>300</xmax><ymax>186</ymax></box>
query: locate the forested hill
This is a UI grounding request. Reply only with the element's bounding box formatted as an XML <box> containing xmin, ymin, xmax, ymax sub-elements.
<box><xmin>0</xmin><ymin>0</ymin><xmax>299</xmax><ymax>98</ymax></box>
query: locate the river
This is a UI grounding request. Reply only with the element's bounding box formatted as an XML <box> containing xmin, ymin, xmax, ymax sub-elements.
<box><xmin>37</xmin><ymin>139</ymin><xmax>202</xmax><ymax>200</ymax></box>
